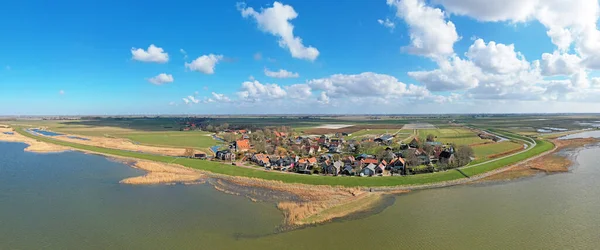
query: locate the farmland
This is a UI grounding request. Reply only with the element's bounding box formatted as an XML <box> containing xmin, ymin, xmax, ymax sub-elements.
<box><xmin>472</xmin><ymin>141</ymin><xmax>524</xmax><ymax>161</ymax></box>
<box><xmin>417</xmin><ymin>128</ymin><xmax>486</xmax><ymax>145</ymax></box>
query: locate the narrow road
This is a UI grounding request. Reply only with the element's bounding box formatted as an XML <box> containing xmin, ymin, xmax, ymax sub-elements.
<box><xmin>460</xmin><ymin>129</ymin><xmax>536</xmax><ymax>170</ymax></box>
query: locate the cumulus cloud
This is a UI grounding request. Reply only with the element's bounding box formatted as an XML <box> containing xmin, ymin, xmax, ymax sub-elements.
<box><xmin>308</xmin><ymin>72</ymin><xmax>431</xmax><ymax>99</ymax></box>
<box><xmin>539</xmin><ymin>51</ymin><xmax>582</xmax><ymax>76</ymax></box>
<box><xmin>131</xmin><ymin>44</ymin><xmax>169</xmax><ymax>63</ymax></box>
<box><xmin>377</xmin><ymin>18</ymin><xmax>395</xmax><ymax>30</ymax></box>
<box><xmin>182</xmin><ymin>98</ymin><xmax>190</xmax><ymax>104</ymax></box>
<box><xmin>286</xmin><ymin>84</ymin><xmax>312</xmax><ymax>99</ymax></box>
<box><xmin>147</xmin><ymin>73</ymin><xmax>174</xmax><ymax>85</ymax></box>
<box><xmin>317</xmin><ymin>92</ymin><xmax>330</xmax><ymax>104</ymax></box>
<box><xmin>185</xmin><ymin>54</ymin><xmax>224</xmax><ymax>74</ymax></box>
<box><xmin>410</xmin><ymin>39</ymin><xmax>545</xmax><ymax>100</ymax></box>
<box><xmin>238</xmin><ymin>2</ymin><xmax>320</xmax><ymax>61</ymax></box>
<box><xmin>264</xmin><ymin>68</ymin><xmax>299</xmax><ymax>78</ymax></box>
<box><xmin>211</xmin><ymin>92</ymin><xmax>232</xmax><ymax>102</ymax></box>
<box><xmin>465</xmin><ymin>39</ymin><xmax>529</xmax><ymax>74</ymax></box>
<box><xmin>180</xmin><ymin>49</ymin><xmax>188</xmax><ymax>59</ymax></box>
<box><xmin>408</xmin><ymin>56</ymin><xmax>481</xmax><ymax>91</ymax></box>
<box><xmin>237</xmin><ymin>80</ymin><xmax>288</xmax><ymax>101</ymax></box>
<box><xmin>387</xmin><ymin>0</ymin><xmax>459</xmax><ymax>58</ymax></box>
<box><xmin>432</xmin><ymin>0</ymin><xmax>600</xmax><ymax>66</ymax></box>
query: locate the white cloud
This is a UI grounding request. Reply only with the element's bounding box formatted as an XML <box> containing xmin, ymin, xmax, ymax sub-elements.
<box><xmin>387</xmin><ymin>0</ymin><xmax>459</xmax><ymax>58</ymax></box>
<box><xmin>264</xmin><ymin>68</ymin><xmax>299</xmax><ymax>78</ymax></box>
<box><xmin>254</xmin><ymin>52</ymin><xmax>262</xmax><ymax>61</ymax></box>
<box><xmin>185</xmin><ymin>54</ymin><xmax>224</xmax><ymax>74</ymax></box>
<box><xmin>377</xmin><ymin>18</ymin><xmax>395</xmax><ymax>30</ymax></box>
<box><xmin>317</xmin><ymin>92</ymin><xmax>330</xmax><ymax>104</ymax></box>
<box><xmin>211</xmin><ymin>92</ymin><xmax>232</xmax><ymax>102</ymax></box>
<box><xmin>408</xmin><ymin>56</ymin><xmax>481</xmax><ymax>91</ymax></box>
<box><xmin>238</xmin><ymin>2</ymin><xmax>320</xmax><ymax>61</ymax></box>
<box><xmin>169</xmin><ymin>101</ymin><xmax>177</xmax><ymax>106</ymax></box>
<box><xmin>237</xmin><ymin>80</ymin><xmax>288</xmax><ymax>101</ymax></box>
<box><xmin>286</xmin><ymin>84</ymin><xmax>312</xmax><ymax>99</ymax></box>
<box><xmin>147</xmin><ymin>73</ymin><xmax>174</xmax><ymax>85</ymax></box>
<box><xmin>432</xmin><ymin>0</ymin><xmax>600</xmax><ymax>64</ymax></box>
<box><xmin>131</xmin><ymin>44</ymin><xmax>169</xmax><ymax>63</ymax></box>
<box><xmin>187</xmin><ymin>95</ymin><xmax>200</xmax><ymax>104</ymax></box>
<box><xmin>180</xmin><ymin>49</ymin><xmax>188</xmax><ymax>59</ymax></box>
<box><xmin>410</xmin><ymin>39</ymin><xmax>546</xmax><ymax>100</ymax></box>
<box><xmin>182</xmin><ymin>98</ymin><xmax>190</xmax><ymax>104</ymax></box>
<box><xmin>308</xmin><ymin>72</ymin><xmax>431</xmax><ymax>98</ymax></box>
<box><xmin>539</xmin><ymin>51</ymin><xmax>582</xmax><ymax>76</ymax></box>
<box><xmin>465</xmin><ymin>39</ymin><xmax>529</xmax><ymax>74</ymax></box>
<box><xmin>59</xmin><ymin>90</ymin><xmax>65</xmax><ymax>95</ymax></box>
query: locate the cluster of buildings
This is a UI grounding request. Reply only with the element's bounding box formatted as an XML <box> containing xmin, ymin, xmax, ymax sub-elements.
<box><xmin>209</xmin><ymin>130</ymin><xmax>457</xmax><ymax>177</ymax></box>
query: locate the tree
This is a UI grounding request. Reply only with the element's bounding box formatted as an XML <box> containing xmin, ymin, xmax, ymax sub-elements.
<box><xmin>426</xmin><ymin>134</ymin><xmax>435</xmax><ymax>142</ymax></box>
<box><xmin>222</xmin><ymin>133</ymin><xmax>237</xmax><ymax>142</ymax></box>
<box><xmin>402</xmin><ymin>150</ymin><xmax>419</xmax><ymax>167</ymax></box>
<box><xmin>184</xmin><ymin>148</ymin><xmax>195</xmax><ymax>158</ymax></box>
<box><xmin>206</xmin><ymin>125</ymin><xmax>214</xmax><ymax>132</ymax></box>
<box><xmin>422</xmin><ymin>143</ymin><xmax>434</xmax><ymax>156</ymax></box>
<box><xmin>332</xmin><ymin>154</ymin><xmax>341</xmax><ymax>161</ymax></box>
<box><xmin>275</xmin><ymin>146</ymin><xmax>288</xmax><ymax>156</ymax></box>
<box><xmin>221</xmin><ymin>123</ymin><xmax>229</xmax><ymax>130</ymax></box>
<box><xmin>254</xmin><ymin>140</ymin><xmax>267</xmax><ymax>153</ymax></box>
<box><xmin>454</xmin><ymin>145</ymin><xmax>474</xmax><ymax>167</ymax></box>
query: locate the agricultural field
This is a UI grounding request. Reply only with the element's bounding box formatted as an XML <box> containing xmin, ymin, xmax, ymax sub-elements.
<box><xmin>417</xmin><ymin>128</ymin><xmax>486</xmax><ymax>145</ymax></box>
<box><xmin>472</xmin><ymin>141</ymin><xmax>524</xmax><ymax>161</ymax></box>
<box><xmin>117</xmin><ymin>131</ymin><xmax>218</xmax><ymax>150</ymax></box>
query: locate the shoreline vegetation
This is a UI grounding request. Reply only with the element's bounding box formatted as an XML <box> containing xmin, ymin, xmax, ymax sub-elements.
<box><xmin>2</xmin><ymin>124</ymin><xmax>593</xmax><ymax>228</ymax></box>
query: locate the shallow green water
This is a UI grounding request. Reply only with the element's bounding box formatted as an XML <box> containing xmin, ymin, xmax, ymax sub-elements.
<box><xmin>2</xmin><ymin>141</ymin><xmax>600</xmax><ymax>249</ymax></box>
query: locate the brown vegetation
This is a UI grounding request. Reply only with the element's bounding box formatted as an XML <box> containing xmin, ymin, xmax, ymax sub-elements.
<box><xmin>481</xmin><ymin>138</ymin><xmax>598</xmax><ymax>182</ymax></box>
<box><xmin>119</xmin><ymin>160</ymin><xmax>206</xmax><ymax>185</ymax></box>
<box><xmin>487</xmin><ymin>145</ymin><xmax>525</xmax><ymax>159</ymax></box>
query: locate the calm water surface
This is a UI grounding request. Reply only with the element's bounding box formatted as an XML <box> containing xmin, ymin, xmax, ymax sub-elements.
<box><xmin>2</xmin><ymin>141</ymin><xmax>600</xmax><ymax>249</ymax></box>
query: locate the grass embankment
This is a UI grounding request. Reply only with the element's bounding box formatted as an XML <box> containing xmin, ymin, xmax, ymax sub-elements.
<box><xmin>472</xmin><ymin>141</ymin><xmax>524</xmax><ymax>162</ymax></box>
<box><xmin>16</xmin><ymin>127</ymin><xmax>554</xmax><ymax>187</ymax></box>
<box><xmin>118</xmin><ymin>131</ymin><xmax>217</xmax><ymax>150</ymax></box>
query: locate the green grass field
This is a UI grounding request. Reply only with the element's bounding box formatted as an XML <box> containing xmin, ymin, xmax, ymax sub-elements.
<box><xmin>16</xmin><ymin>127</ymin><xmax>554</xmax><ymax>187</ymax></box>
<box><xmin>473</xmin><ymin>141</ymin><xmax>523</xmax><ymax>159</ymax></box>
<box><xmin>118</xmin><ymin>131</ymin><xmax>218</xmax><ymax>149</ymax></box>
<box><xmin>417</xmin><ymin>128</ymin><xmax>486</xmax><ymax>145</ymax></box>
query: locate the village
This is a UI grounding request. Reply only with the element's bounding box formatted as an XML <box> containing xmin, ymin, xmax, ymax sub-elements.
<box><xmin>190</xmin><ymin>124</ymin><xmax>477</xmax><ymax>177</ymax></box>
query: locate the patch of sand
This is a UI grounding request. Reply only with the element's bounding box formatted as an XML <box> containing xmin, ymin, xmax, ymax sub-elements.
<box><xmin>0</xmin><ymin>126</ymin><xmax>68</xmax><ymax>153</ymax></box>
<box><xmin>119</xmin><ymin>160</ymin><xmax>205</xmax><ymax>185</ymax></box>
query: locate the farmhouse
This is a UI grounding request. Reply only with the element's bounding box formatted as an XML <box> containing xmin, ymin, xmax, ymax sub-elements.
<box><xmin>409</xmin><ymin>137</ymin><xmax>420</xmax><ymax>148</ymax></box>
<box><xmin>234</xmin><ymin>139</ymin><xmax>251</xmax><ymax>152</ymax></box>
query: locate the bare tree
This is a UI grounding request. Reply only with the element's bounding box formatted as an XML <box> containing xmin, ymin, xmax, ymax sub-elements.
<box><xmin>184</xmin><ymin>148</ymin><xmax>195</xmax><ymax>158</ymax></box>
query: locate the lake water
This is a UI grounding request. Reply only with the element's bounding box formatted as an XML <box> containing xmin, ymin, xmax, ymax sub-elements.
<box><xmin>2</xmin><ymin>140</ymin><xmax>600</xmax><ymax>249</ymax></box>
<box><xmin>560</xmin><ymin>130</ymin><xmax>600</xmax><ymax>139</ymax></box>
<box><xmin>29</xmin><ymin>128</ymin><xmax>63</xmax><ymax>136</ymax></box>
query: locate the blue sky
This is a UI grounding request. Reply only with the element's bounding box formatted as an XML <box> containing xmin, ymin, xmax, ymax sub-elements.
<box><xmin>2</xmin><ymin>0</ymin><xmax>600</xmax><ymax>115</ymax></box>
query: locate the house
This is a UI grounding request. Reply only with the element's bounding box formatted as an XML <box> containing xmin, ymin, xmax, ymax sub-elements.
<box><xmin>374</xmin><ymin>134</ymin><xmax>394</xmax><ymax>145</ymax></box>
<box><xmin>328</xmin><ymin>145</ymin><xmax>341</xmax><ymax>153</ymax></box>
<box><xmin>237</xmin><ymin>129</ymin><xmax>247</xmax><ymax>134</ymax></box>
<box><xmin>439</xmin><ymin>150</ymin><xmax>455</xmax><ymax>165</ymax></box>
<box><xmin>216</xmin><ymin>150</ymin><xmax>235</xmax><ymax>161</ymax></box>
<box><xmin>341</xmin><ymin>165</ymin><xmax>355</xmax><ymax>175</ymax></box>
<box><xmin>343</xmin><ymin>155</ymin><xmax>356</xmax><ymax>164</ymax></box>
<box><xmin>304</xmin><ymin>145</ymin><xmax>321</xmax><ymax>155</ymax></box>
<box><xmin>375</xmin><ymin>161</ymin><xmax>386</xmax><ymax>175</ymax></box>
<box><xmin>389</xmin><ymin>157</ymin><xmax>406</xmax><ymax>174</ymax></box>
<box><xmin>418</xmin><ymin>155</ymin><xmax>431</xmax><ymax>165</ymax></box>
<box><xmin>252</xmin><ymin>154</ymin><xmax>271</xmax><ymax>167</ymax></box>
<box><xmin>409</xmin><ymin>137</ymin><xmax>421</xmax><ymax>148</ymax></box>
<box><xmin>324</xmin><ymin>160</ymin><xmax>343</xmax><ymax>175</ymax></box>
<box><xmin>356</xmin><ymin>154</ymin><xmax>371</xmax><ymax>161</ymax></box>
<box><xmin>361</xmin><ymin>158</ymin><xmax>378</xmax><ymax>166</ymax></box>
<box><xmin>360</xmin><ymin>163</ymin><xmax>377</xmax><ymax>177</ymax></box>
<box><xmin>234</xmin><ymin>139</ymin><xmax>251</xmax><ymax>152</ymax></box>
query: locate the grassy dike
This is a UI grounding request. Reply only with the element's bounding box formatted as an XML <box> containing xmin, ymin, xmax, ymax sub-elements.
<box><xmin>16</xmin><ymin>127</ymin><xmax>553</xmax><ymax>187</ymax></box>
